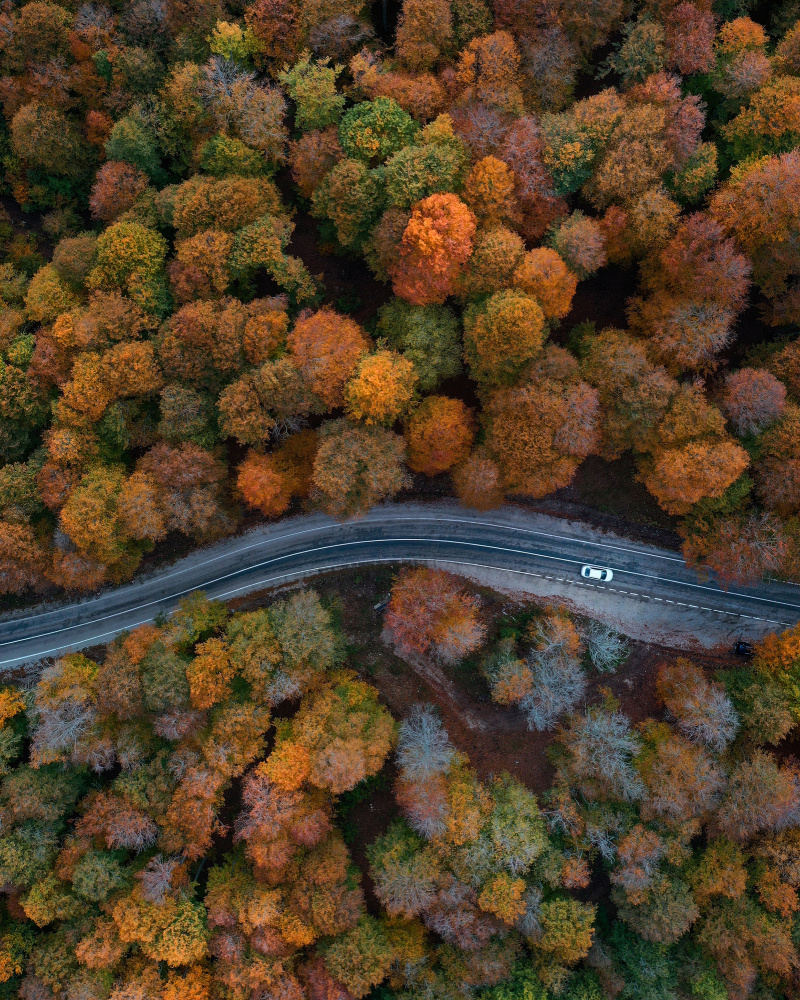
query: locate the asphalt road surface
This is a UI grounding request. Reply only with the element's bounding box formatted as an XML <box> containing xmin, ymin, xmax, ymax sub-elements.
<box><xmin>1</xmin><ymin>501</ymin><xmax>799</xmax><ymax>668</ymax></box>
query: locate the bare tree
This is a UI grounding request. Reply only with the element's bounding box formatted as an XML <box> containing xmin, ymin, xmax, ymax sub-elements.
<box><xmin>562</xmin><ymin>705</ymin><xmax>646</xmax><ymax>802</ymax></box>
<box><xmin>521</xmin><ymin>656</ymin><xmax>587</xmax><ymax>731</ymax></box>
<box><xmin>582</xmin><ymin>620</ymin><xmax>629</xmax><ymax>673</ymax></box>
<box><xmin>137</xmin><ymin>854</ymin><xmax>182</xmax><ymax>903</ymax></box>
<box><xmin>396</xmin><ymin>704</ymin><xmax>454</xmax><ymax>780</ymax></box>
<box><xmin>520</xmin><ymin>613</ymin><xmax>587</xmax><ymax>730</ymax></box>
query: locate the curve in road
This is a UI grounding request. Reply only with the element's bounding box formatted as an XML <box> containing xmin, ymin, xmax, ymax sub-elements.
<box><xmin>1</xmin><ymin>501</ymin><xmax>799</xmax><ymax>668</ymax></box>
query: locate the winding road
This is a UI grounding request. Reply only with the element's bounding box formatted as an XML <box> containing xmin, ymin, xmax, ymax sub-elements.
<box><xmin>1</xmin><ymin>501</ymin><xmax>799</xmax><ymax>668</ymax></box>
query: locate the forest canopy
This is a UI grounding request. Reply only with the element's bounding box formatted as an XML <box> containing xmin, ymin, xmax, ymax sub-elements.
<box><xmin>0</xmin><ymin>583</ymin><xmax>798</xmax><ymax>1000</ymax></box>
<box><xmin>1</xmin><ymin>0</ymin><xmax>800</xmax><ymax>595</ymax></box>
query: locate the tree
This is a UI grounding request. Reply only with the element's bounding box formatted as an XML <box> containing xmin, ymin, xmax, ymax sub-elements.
<box><xmin>288</xmin><ymin>308</ymin><xmax>370</xmax><ymax>408</ymax></box>
<box><xmin>611</xmin><ymin>824</ymin><xmax>665</xmax><ymax>904</ymax></box>
<box><xmin>384</xmin><ymin>567</ymin><xmax>485</xmax><ymax>664</ymax></box>
<box><xmin>755</xmin><ymin>404</ymin><xmax>800</xmax><ymax>514</ymax></box>
<box><xmin>338</xmin><ymin>97</ymin><xmax>419</xmax><ymax>164</ymax></box>
<box><xmin>546</xmin><ymin>212</ymin><xmax>606</xmax><ymax>280</ymax></box>
<box><xmin>464</xmin><ymin>157</ymin><xmax>517</xmax><ymax>226</ymax></box>
<box><xmin>226</xmin><ymin>589</ymin><xmax>338</xmax><ymax>705</ymax></box>
<box><xmin>289</xmin><ymin>126</ymin><xmax>343</xmax><ymax>197</ymax></box>
<box><xmin>88</xmin><ymin>222</ymin><xmax>168</xmax><ymax>315</ymax></box>
<box><xmin>657</xmin><ymin>659</ymin><xmax>739</xmax><ymax>751</ymax></box>
<box><xmin>710</xmin><ymin>150</ymin><xmax>800</xmax><ymax>326</ymax></box>
<box><xmin>395</xmin><ymin>0</ymin><xmax>452</xmax><ymax>70</ymax></box>
<box><xmin>384</xmin><ymin>126</ymin><xmax>469</xmax><ymax>211</ymax></box>
<box><xmin>390</xmin><ymin>194</ymin><xmax>477</xmax><ymax>306</ymax></box>
<box><xmin>455</xmin><ymin>31</ymin><xmax>525</xmax><ymax>115</ymax></box>
<box><xmin>723</xmin><ymin>76</ymin><xmax>800</xmax><ymax>162</ymax></box>
<box><xmin>582</xmin><ymin>620</ymin><xmax>628</xmax><ymax>674</ymax></box>
<box><xmin>512</xmin><ymin>249</ymin><xmax>578</xmax><ymax>320</ymax></box>
<box><xmin>604</xmin><ymin>18</ymin><xmax>666</xmax><ymax>86</ymax></box>
<box><xmin>112</xmin><ymin>888</ymin><xmax>210</xmax><ymax>966</ymax></box>
<box><xmin>169</xmin><ymin>230</ymin><xmax>234</xmax><ymax>304</ymax></box>
<box><xmin>58</xmin><ymin>466</ymin><xmax>153</xmax><ymax>580</ymax></box>
<box><xmin>690</xmin><ymin>839</ymin><xmax>747</xmax><ymax>907</ymax></box>
<box><xmin>279</xmin><ymin>53</ymin><xmax>345</xmax><ymax>132</ymax></box>
<box><xmin>10</xmin><ymin>102</ymin><xmax>86</xmax><ymax>180</ymax></box>
<box><xmin>199</xmin><ymin>135</ymin><xmax>265</xmax><ymax>179</ymax></box>
<box><xmin>344</xmin><ymin>349</ymin><xmax>417</xmax><ymax>425</ymax></box>
<box><xmin>218</xmin><ymin>358</ymin><xmax>314</xmax><ymax>446</ymax></box>
<box><xmin>51</xmin><ymin>235</ymin><xmax>98</xmax><ymax>291</ymax></box>
<box><xmin>637</xmin><ymin>214</ymin><xmax>751</xmax><ymax>314</ymax></box>
<box><xmin>614</xmin><ymin>873</ymin><xmax>698</xmax><ymax>946</ymax></box>
<box><xmin>714</xmin><ymin>752</ymin><xmax>797</xmax><ymax>843</ymax></box>
<box><xmin>375</xmin><ymin>300</ymin><xmax>461</xmax><ymax>392</ymax></box>
<box><xmin>464</xmin><ymin>290</ymin><xmax>546</xmax><ymax>385</ymax></box>
<box><xmin>89</xmin><ymin>162</ymin><xmax>149</xmax><ymax>223</ymax></box>
<box><xmin>777</xmin><ymin>19</ymin><xmax>800</xmax><ymax>75</ymax></box>
<box><xmin>245</xmin><ymin>0</ymin><xmax>306</xmax><ymax>69</ymax></box>
<box><xmin>236</xmin><ymin>451</ymin><xmax>293</xmax><ymax>518</ymax></box>
<box><xmin>722</xmin><ymin>368</ymin><xmax>786</xmax><ymax>437</ymax></box>
<box><xmin>166</xmin><ymin>176</ymin><xmax>284</xmax><ymax>239</ymax></box>
<box><xmin>639</xmin><ymin>727</ymin><xmax>725</xmax><ymax>831</ymax></box>
<box><xmin>323</xmin><ymin>916</ymin><xmax>393</xmax><ymax>998</ymax></box>
<box><xmin>186</xmin><ymin>638</ymin><xmax>236</xmax><ymax>710</ymax></box>
<box><xmin>517</xmin><ymin>613</ymin><xmax>587</xmax><ymax>732</ymax></box>
<box><xmin>136</xmin><ymin>443</ymin><xmax>230</xmax><ymax>541</ymax></box>
<box><xmin>640</xmin><ymin>439</ymin><xmax>750</xmax><ymax>515</ymax></box>
<box><xmin>459</xmin><ymin>226</ymin><xmax>526</xmax><ymax>298</ymax></box>
<box><xmin>405</xmin><ymin>397</ymin><xmax>475</xmax><ymax>476</ymax></box>
<box><xmin>538</xmin><ymin>897</ymin><xmax>595</xmax><ymax>967</ymax></box>
<box><xmin>198</xmin><ymin>58</ymin><xmax>288</xmax><ymax>163</ymax></box>
<box><xmin>500</xmin><ymin>117</ymin><xmax>568</xmax><ymax>242</ymax></box>
<box><xmin>696</xmin><ymin>895</ymin><xmax>796</xmax><ymax>998</ymax></box>
<box><xmin>24</xmin><ymin>266</ymin><xmax>78</xmax><ymax>324</ymax></box>
<box><xmin>367</xmin><ymin>820</ymin><xmax>439</xmax><ymax>917</ymax></box>
<box><xmin>557</xmin><ymin>700</ymin><xmax>645</xmax><ymax>802</ymax></box>
<box><xmin>633</xmin><ymin>297</ymin><xmax>735</xmax><ymax>373</ymax></box>
<box><xmin>665</xmin><ymin>3</ymin><xmax>715</xmax><ymax>75</ymax></box>
<box><xmin>311</xmin><ymin>418</ymin><xmax>409</xmax><ymax>518</ymax></box>
<box><xmin>0</xmin><ymin>520</ymin><xmax>49</xmax><ymax>594</ymax></box>
<box><xmin>272</xmin><ymin>672</ymin><xmax>395</xmax><ymax>794</ymax></box>
<box><xmin>348</xmin><ymin>52</ymin><xmax>446</xmax><ymax>122</ymax></box>
<box><xmin>396</xmin><ymin>703</ymin><xmax>455</xmax><ymax>780</ymax></box>
<box><xmin>485</xmin><ymin>371</ymin><xmax>600</xmax><ymax>498</ymax></box>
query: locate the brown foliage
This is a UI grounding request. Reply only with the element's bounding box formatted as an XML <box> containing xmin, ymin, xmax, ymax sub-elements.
<box><xmin>311</xmin><ymin>419</ymin><xmax>409</xmax><ymax>518</ymax></box>
<box><xmin>642</xmin><ymin>439</ymin><xmax>750</xmax><ymax>514</ymax></box>
<box><xmin>390</xmin><ymin>194</ymin><xmax>477</xmax><ymax>305</ymax></box>
<box><xmin>287</xmin><ymin>309</ymin><xmax>370</xmax><ymax>409</ymax></box>
<box><xmin>89</xmin><ymin>161</ymin><xmax>149</xmax><ymax>223</ymax></box>
<box><xmin>486</xmin><ymin>370</ymin><xmax>600</xmax><ymax>497</ymax></box>
<box><xmin>237</xmin><ymin>451</ymin><xmax>294</xmax><ymax>518</ymax></box>
<box><xmin>344</xmin><ymin>350</ymin><xmax>417</xmax><ymax>425</ymax></box>
<box><xmin>722</xmin><ymin>368</ymin><xmax>786</xmax><ymax>437</ymax></box>
<box><xmin>385</xmin><ymin>567</ymin><xmax>486</xmax><ymax>664</ymax></box>
<box><xmin>289</xmin><ymin>127</ymin><xmax>344</xmax><ymax>198</ymax></box>
<box><xmin>512</xmin><ymin>249</ymin><xmax>578</xmax><ymax>320</ymax></box>
<box><xmin>452</xmin><ymin>448</ymin><xmax>504</xmax><ymax>510</ymax></box>
<box><xmin>405</xmin><ymin>396</ymin><xmax>475</xmax><ymax>476</ymax></box>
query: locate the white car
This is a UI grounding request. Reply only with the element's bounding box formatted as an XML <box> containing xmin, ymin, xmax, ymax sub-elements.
<box><xmin>581</xmin><ymin>565</ymin><xmax>613</xmax><ymax>582</ymax></box>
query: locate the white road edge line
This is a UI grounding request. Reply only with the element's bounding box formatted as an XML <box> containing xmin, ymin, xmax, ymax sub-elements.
<box><xmin>0</xmin><ymin>556</ymin><xmax>791</xmax><ymax>666</ymax></box>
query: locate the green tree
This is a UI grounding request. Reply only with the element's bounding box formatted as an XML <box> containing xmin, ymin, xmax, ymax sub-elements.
<box><xmin>280</xmin><ymin>52</ymin><xmax>345</xmax><ymax>131</ymax></box>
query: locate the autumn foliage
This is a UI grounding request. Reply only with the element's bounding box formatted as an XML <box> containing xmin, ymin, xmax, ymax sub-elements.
<box><xmin>385</xmin><ymin>567</ymin><xmax>485</xmax><ymax>663</ymax></box>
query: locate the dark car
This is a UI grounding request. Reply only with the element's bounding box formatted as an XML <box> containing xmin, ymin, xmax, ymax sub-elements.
<box><xmin>733</xmin><ymin>640</ymin><xmax>754</xmax><ymax>657</ymax></box>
